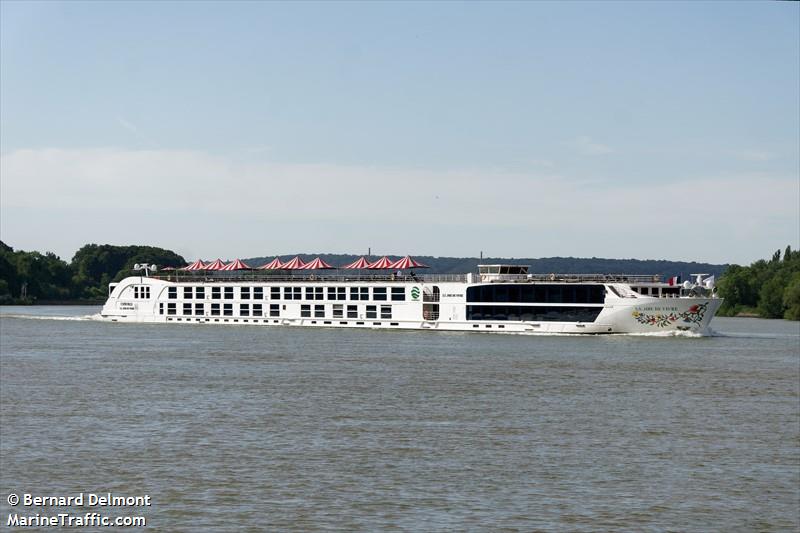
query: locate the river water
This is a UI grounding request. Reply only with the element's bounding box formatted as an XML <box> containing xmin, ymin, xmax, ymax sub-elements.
<box><xmin>1</xmin><ymin>307</ymin><xmax>798</xmax><ymax>531</ymax></box>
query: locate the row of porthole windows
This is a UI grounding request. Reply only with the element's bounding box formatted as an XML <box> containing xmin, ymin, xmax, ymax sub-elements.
<box><xmin>159</xmin><ymin>303</ymin><xmax>393</xmax><ymax>320</ymax></box>
<box><xmin>167</xmin><ymin>317</ymin><xmax>402</xmax><ymax>327</ymax></box>
<box><xmin>165</xmin><ymin>286</ymin><xmax>406</xmax><ymax>301</ymax></box>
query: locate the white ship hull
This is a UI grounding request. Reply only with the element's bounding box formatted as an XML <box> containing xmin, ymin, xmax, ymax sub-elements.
<box><xmin>99</xmin><ymin>274</ymin><xmax>722</xmax><ymax>335</ymax></box>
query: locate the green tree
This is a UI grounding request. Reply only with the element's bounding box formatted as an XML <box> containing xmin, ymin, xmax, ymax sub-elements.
<box><xmin>783</xmin><ymin>273</ymin><xmax>800</xmax><ymax>320</ymax></box>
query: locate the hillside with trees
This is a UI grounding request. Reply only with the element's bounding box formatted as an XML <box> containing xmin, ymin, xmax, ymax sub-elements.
<box><xmin>716</xmin><ymin>246</ymin><xmax>800</xmax><ymax>320</ymax></box>
<box><xmin>245</xmin><ymin>254</ymin><xmax>727</xmax><ymax>280</ymax></box>
<box><xmin>0</xmin><ymin>242</ymin><xmax>185</xmax><ymax>303</ymax></box>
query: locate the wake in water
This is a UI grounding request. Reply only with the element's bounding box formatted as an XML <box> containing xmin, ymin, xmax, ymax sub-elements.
<box><xmin>0</xmin><ymin>313</ymin><xmax>101</xmax><ymax>322</ymax></box>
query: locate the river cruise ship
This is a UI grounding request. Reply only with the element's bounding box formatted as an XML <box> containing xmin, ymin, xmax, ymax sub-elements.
<box><xmin>100</xmin><ymin>263</ymin><xmax>722</xmax><ymax>334</ymax></box>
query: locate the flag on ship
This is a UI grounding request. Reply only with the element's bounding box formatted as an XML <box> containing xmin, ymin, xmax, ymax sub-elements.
<box><xmin>667</xmin><ymin>275</ymin><xmax>681</xmax><ymax>286</ymax></box>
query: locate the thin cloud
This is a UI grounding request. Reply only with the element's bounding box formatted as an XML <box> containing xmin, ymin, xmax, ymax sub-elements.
<box><xmin>575</xmin><ymin>136</ymin><xmax>613</xmax><ymax>156</ymax></box>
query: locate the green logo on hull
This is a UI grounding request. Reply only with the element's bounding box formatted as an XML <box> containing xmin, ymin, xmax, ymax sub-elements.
<box><xmin>411</xmin><ymin>287</ymin><xmax>420</xmax><ymax>300</ymax></box>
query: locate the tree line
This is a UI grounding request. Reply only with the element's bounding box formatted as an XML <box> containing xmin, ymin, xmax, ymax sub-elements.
<box><xmin>3</xmin><ymin>241</ymin><xmax>797</xmax><ymax>320</ymax></box>
<box><xmin>0</xmin><ymin>242</ymin><xmax>185</xmax><ymax>303</ymax></box>
<box><xmin>716</xmin><ymin>246</ymin><xmax>800</xmax><ymax>320</ymax></box>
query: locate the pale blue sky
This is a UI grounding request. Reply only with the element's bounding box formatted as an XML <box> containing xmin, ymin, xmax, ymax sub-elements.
<box><xmin>1</xmin><ymin>1</ymin><xmax>798</xmax><ymax>264</ymax></box>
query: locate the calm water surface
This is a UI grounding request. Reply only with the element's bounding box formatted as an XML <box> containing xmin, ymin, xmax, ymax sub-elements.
<box><xmin>1</xmin><ymin>307</ymin><xmax>798</xmax><ymax>531</ymax></box>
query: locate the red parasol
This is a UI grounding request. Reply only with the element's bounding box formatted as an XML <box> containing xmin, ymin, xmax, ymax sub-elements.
<box><xmin>341</xmin><ymin>257</ymin><xmax>371</xmax><ymax>269</ymax></box>
<box><xmin>204</xmin><ymin>258</ymin><xmax>226</xmax><ymax>271</ymax></box>
<box><xmin>281</xmin><ymin>256</ymin><xmax>307</xmax><ymax>269</ymax></box>
<box><xmin>181</xmin><ymin>259</ymin><xmax>207</xmax><ymax>271</ymax></box>
<box><xmin>257</xmin><ymin>257</ymin><xmax>285</xmax><ymax>270</ymax></box>
<box><xmin>300</xmin><ymin>257</ymin><xmax>335</xmax><ymax>270</ymax></box>
<box><xmin>367</xmin><ymin>256</ymin><xmax>395</xmax><ymax>269</ymax></box>
<box><xmin>390</xmin><ymin>255</ymin><xmax>429</xmax><ymax>269</ymax></box>
<box><xmin>220</xmin><ymin>258</ymin><xmax>252</xmax><ymax>271</ymax></box>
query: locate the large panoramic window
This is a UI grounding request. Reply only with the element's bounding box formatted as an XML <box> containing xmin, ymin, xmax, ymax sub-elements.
<box><xmin>391</xmin><ymin>288</ymin><xmax>405</xmax><ymax>301</ymax></box>
<box><xmin>373</xmin><ymin>287</ymin><xmax>387</xmax><ymax>301</ymax></box>
<box><xmin>466</xmin><ymin>284</ymin><xmax>605</xmax><ymax>304</ymax></box>
<box><xmin>466</xmin><ymin>305</ymin><xmax>602</xmax><ymax>322</ymax></box>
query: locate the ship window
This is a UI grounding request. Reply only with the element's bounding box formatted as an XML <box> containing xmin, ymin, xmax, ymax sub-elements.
<box><xmin>194</xmin><ymin>303</ymin><xmax>204</xmax><ymax>316</ymax></box>
<box><xmin>212</xmin><ymin>287</ymin><xmax>221</xmax><ymax>299</ymax></box>
<box><xmin>183</xmin><ymin>303</ymin><xmax>192</xmax><ymax>315</ymax></box>
<box><xmin>305</xmin><ymin>287</ymin><xmax>315</xmax><ymax>300</ymax></box>
<box><xmin>196</xmin><ymin>287</ymin><xmax>205</xmax><ymax>299</ymax></box>
<box><xmin>366</xmin><ymin>305</ymin><xmax>377</xmax><ymax>319</ymax></box>
<box><xmin>284</xmin><ymin>287</ymin><xmax>293</xmax><ymax>300</ymax></box>
<box><xmin>467</xmin><ymin>284</ymin><xmax>605</xmax><ymax>304</ymax></box>
<box><xmin>373</xmin><ymin>287</ymin><xmax>387</xmax><ymax>301</ymax></box>
<box><xmin>301</xmin><ymin>305</ymin><xmax>311</xmax><ymax>318</ymax></box>
<box><xmin>224</xmin><ymin>287</ymin><xmax>234</xmax><ymax>299</ymax></box>
<box><xmin>241</xmin><ymin>287</ymin><xmax>250</xmax><ymax>300</ymax></box>
<box><xmin>466</xmin><ymin>305</ymin><xmax>601</xmax><ymax>322</ymax></box>
<box><xmin>333</xmin><ymin>304</ymin><xmax>343</xmax><ymax>318</ymax></box>
<box><xmin>293</xmin><ymin>287</ymin><xmax>301</xmax><ymax>300</ymax></box>
<box><xmin>328</xmin><ymin>287</ymin><xmax>336</xmax><ymax>300</ymax></box>
<box><xmin>271</xmin><ymin>287</ymin><xmax>280</xmax><ymax>300</ymax></box>
<box><xmin>159</xmin><ymin>303</ymin><xmax>164</xmax><ymax>315</ymax></box>
<box><xmin>253</xmin><ymin>304</ymin><xmax>262</xmax><ymax>316</ymax></box>
<box><xmin>269</xmin><ymin>304</ymin><xmax>280</xmax><ymax>317</ymax></box>
<box><xmin>240</xmin><ymin>304</ymin><xmax>250</xmax><ymax>316</ymax></box>
<box><xmin>314</xmin><ymin>304</ymin><xmax>325</xmax><ymax>318</ymax></box>
<box><xmin>639</xmin><ymin>287</ymin><xmax>649</xmax><ymax>295</ymax></box>
<box><xmin>314</xmin><ymin>287</ymin><xmax>324</xmax><ymax>300</ymax></box>
<box><xmin>391</xmin><ymin>287</ymin><xmax>405</xmax><ymax>301</ymax></box>
<box><xmin>337</xmin><ymin>287</ymin><xmax>346</xmax><ymax>300</ymax></box>
<box><xmin>223</xmin><ymin>304</ymin><xmax>233</xmax><ymax>316</ymax></box>
<box><xmin>184</xmin><ymin>287</ymin><xmax>193</xmax><ymax>299</ymax></box>
<box><xmin>253</xmin><ymin>287</ymin><xmax>263</xmax><ymax>299</ymax></box>
<box><xmin>350</xmin><ymin>287</ymin><xmax>360</xmax><ymax>300</ymax></box>
<box><xmin>167</xmin><ymin>303</ymin><xmax>176</xmax><ymax>315</ymax></box>
<box><xmin>347</xmin><ymin>305</ymin><xmax>358</xmax><ymax>318</ymax></box>
<box><xmin>381</xmin><ymin>305</ymin><xmax>392</xmax><ymax>319</ymax></box>
<box><xmin>211</xmin><ymin>303</ymin><xmax>220</xmax><ymax>316</ymax></box>
<box><xmin>168</xmin><ymin>287</ymin><xmax>177</xmax><ymax>299</ymax></box>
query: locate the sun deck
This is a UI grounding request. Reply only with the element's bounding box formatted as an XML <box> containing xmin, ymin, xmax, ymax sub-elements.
<box><xmin>146</xmin><ymin>272</ymin><xmax>662</xmax><ymax>284</ymax></box>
